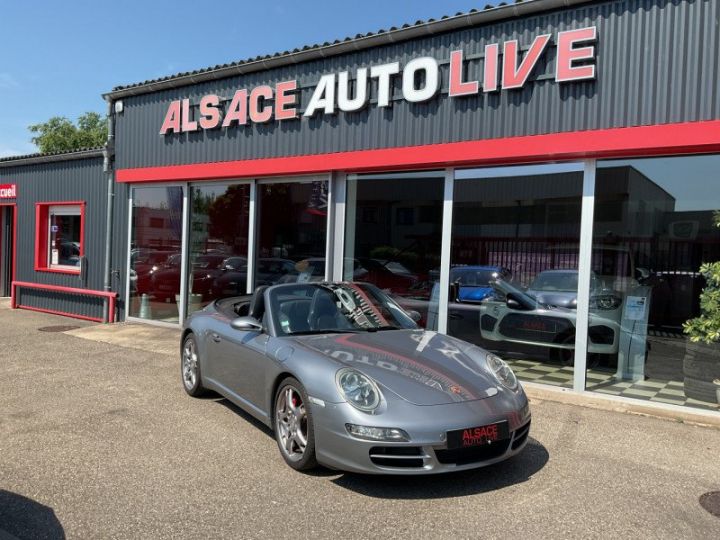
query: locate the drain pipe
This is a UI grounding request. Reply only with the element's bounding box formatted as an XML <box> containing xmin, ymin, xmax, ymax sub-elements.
<box><xmin>102</xmin><ymin>98</ymin><xmax>116</xmax><ymax>322</ymax></box>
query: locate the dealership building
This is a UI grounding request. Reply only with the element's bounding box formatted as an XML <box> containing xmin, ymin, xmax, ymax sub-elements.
<box><xmin>1</xmin><ymin>0</ymin><xmax>719</xmax><ymax>414</ymax></box>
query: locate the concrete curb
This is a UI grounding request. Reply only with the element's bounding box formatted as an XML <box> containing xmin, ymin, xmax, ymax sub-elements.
<box><xmin>524</xmin><ymin>382</ymin><xmax>720</xmax><ymax>429</ymax></box>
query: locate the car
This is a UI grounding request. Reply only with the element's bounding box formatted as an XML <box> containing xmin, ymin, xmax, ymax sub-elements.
<box><xmin>152</xmin><ymin>254</ymin><xmax>226</xmax><ymax>301</ymax></box>
<box><xmin>451</xmin><ymin>266</ymin><xmax>512</xmax><ymax>302</ymax></box>
<box><xmin>356</xmin><ymin>258</ymin><xmax>420</xmax><ymax>295</ymax></box>
<box><xmin>131</xmin><ymin>249</ymin><xmax>178</xmax><ymax>294</ymax></box>
<box><xmin>479</xmin><ymin>279</ymin><xmax>622</xmax><ymax>365</ymax></box>
<box><xmin>181</xmin><ymin>282</ymin><xmax>531</xmax><ymax>474</ymax></box>
<box><xmin>526</xmin><ymin>269</ymin><xmax>622</xmax><ymax>310</ymax></box>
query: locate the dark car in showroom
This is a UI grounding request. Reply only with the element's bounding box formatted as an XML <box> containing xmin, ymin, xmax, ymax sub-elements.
<box><xmin>152</xmin><ymin>254</ymin><xmax>227</xmax><ymax>301</ymax></box>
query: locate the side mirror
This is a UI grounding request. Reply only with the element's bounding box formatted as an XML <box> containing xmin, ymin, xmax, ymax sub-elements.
<box><xmin>406</xmin><ymin>310</ymin><xmax>422</xmax><ymax>323</ymax></box>
<box><xmin>506</xmin><ymin>297</ymin><xmax>522</xmax><ymax>310</ymax></box>
<box><xmin>506</xmin><ymin>292</ymin><xmax>531</xmax><ymax>311</ymax></box>
<box><xmin>231</xmin><ymin>316</ymin><xmax>263</xmax><ymax>332</ymax></box>
<box><xmin>448</xmin><ymin>281</ymin><xmax>460</xmax><ymax>303</ymax></box>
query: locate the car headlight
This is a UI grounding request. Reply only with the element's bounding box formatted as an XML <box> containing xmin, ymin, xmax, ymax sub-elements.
<box><xmin>486</xmin><ymin>353</ymin><xmax>518</xmax><ymax>391</ymax></box>
<box><xmin>589</xmin><ymin>294</ymin><xmax>623</xmax><ymax>310</ymax></box>
<box><xmin>336</xmin><ymin>368</ymin><xmax>382</xmax><ymax>412</ymax></box>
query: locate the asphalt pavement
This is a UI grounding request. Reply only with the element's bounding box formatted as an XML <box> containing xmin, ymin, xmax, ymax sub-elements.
<box><xmin>1</xmin><ymin>304</ymin><xmax>719</xmax><ymax>539</ymax></box>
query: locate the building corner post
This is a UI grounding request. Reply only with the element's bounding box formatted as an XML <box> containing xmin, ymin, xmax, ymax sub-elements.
<box><xmin>102</xmin><ymin>98</ymin><xmax>116</xmax><ymax>322</ymax></box>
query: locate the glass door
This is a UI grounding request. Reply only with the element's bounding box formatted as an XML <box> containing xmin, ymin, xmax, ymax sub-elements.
<box><xmin>185</xmin><ymin>183</ymin><xmax>251</xmax><ymax>316</ymax></box>
<box><xmin>127</xmin><ymin>186</ymin><xmax>186</xmax><ymax>324</ymax></box>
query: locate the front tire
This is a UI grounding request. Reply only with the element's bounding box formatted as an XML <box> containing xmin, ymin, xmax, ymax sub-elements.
<box><xmin>274</xmin><ymin>377</ymin><xmax>318</xmax><ymax>471</ymax></box>
<box><xmin>181</xmin><ymin>333</ymin><xmax>207</xmax><ymax>397</ymax></box>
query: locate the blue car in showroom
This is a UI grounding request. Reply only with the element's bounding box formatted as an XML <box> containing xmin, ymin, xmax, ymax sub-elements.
<box><xmin>181</xmin><ymin>282</ymin><xmax>531</xmax><ymax>474</ymax></box>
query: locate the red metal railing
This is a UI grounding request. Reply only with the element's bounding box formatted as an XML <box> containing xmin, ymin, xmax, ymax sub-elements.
<box><xmin>12</xmin><ymin>281</ymin><xmax>117</xmax><ymax>323</ymax></box>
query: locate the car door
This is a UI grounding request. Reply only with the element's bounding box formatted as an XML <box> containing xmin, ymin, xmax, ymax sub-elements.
<box><xmin>448</xmin><ymin>299</ymin><xmax>484</xmax><ymax>344</ymax></box>
<box><xmin>209</xmin><ymin>320</ymin><xmax>271</xmax><ymax>416</ymax></box>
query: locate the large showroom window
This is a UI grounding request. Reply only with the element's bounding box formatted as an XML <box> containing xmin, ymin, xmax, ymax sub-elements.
<box><xmin>128</xmin><ymin>186</ymin><xmax>184</xmax><ymax>323</ymax></box>
<box><xmin>254</xmin><ymin>179</ymin><xmax>328</xmax><ymax>288</ymax></box>
<box><xmin>585</xmin><ymin>155</ymin><xmax>720</xmax><ymax>412</ymax></box>
<box><xmin>343</xmin><ymin>171</ymin><xmax>444</xmax><ymax>328</ymax></box>
<box><xmin>448</xmin><ymin>165</ymin><xmax>584</xmax><ymax>387</ymax></box>
<box><xmin>185</xmin><ymin>183</ymin><xmax>251</xmax><ymax>315</ymax></box>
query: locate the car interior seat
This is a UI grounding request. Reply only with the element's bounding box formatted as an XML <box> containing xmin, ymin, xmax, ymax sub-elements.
<box><xmin>249</xmin><ymin>285</ymin><xmax>268</xmax><ymax>320</ymax></box>
<box><xmin>308</xmin><ymin>292</ymin><xmax>346</xmax><ymax>331</ymax></box>
<box><xmin>279</xmin><ymin>300</ymin><xmax>311</xmax><ymax>333</ymax></box>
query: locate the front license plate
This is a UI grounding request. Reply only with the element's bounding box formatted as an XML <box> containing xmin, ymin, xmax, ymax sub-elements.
<box><xmin>447</xmin><ymin>421</ymin><xmax>509</xmax><ymax>449</ymax></box>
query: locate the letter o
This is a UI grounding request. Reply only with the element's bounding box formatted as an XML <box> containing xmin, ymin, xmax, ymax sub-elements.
<box><xmin>402</xmin><ymin>57</ymin><xmax>440</xmax><ymax>103</ymax></box>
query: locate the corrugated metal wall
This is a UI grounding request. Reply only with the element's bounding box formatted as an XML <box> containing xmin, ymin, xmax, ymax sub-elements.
<box><xmin>0</xmin><ymin>157</ymin><xmax>129</xmax><ymax>320</ymax></box>
<box><xmin>115</xmin><ymin>0</ymin><xmax>720</xmax><ymax>170</ymax></box>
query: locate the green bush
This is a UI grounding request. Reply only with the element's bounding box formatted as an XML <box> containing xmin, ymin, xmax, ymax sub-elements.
<box><xmin>683</xmin><ymin>211</ymin><xmax>720</xmax><ymax>344</ymax></box>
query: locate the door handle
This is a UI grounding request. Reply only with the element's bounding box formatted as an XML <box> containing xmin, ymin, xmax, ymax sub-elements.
<box><xmin>211</xmin><ymin>332</ymin><xmax>222</xmax><ymax>343</ymax></box>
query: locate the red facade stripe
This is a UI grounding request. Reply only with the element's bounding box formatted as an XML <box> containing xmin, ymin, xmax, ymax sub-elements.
<box><xmin>116</xmin><ymin>120</ymin><xmax>720</xmax><ymax>183</ymax></box>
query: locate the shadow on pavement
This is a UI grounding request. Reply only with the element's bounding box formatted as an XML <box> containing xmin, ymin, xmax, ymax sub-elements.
<box><xmin>331</xmin><ymin>438</ymin><xmax>549</xmax><ymax>499</ymax></box>
<box><xmin>216</xmin><ymin>398</ymin><xmax>273</xmax><ymax>436</ymax></box>
<box><xmin>0</xmin><ymin>490</ymin><xmax>65</xmax><ymax>540</ymax></box>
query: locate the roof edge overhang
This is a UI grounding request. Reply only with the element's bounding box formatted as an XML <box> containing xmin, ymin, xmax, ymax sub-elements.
<box><xmin>104</xmin><ymin>0</ymin><xmax>595</xmax><ymax>100</ymax></box>
<box><xmin>0</xmin><ymin>148</ymin><xmax>105</xmax><ymax>168</ymax></box>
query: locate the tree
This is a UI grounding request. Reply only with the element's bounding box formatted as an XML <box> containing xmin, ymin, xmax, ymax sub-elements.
<box><xmin>29</xmin><ymin>112</ymin><xmax>107</xmax><ymax>153</ymax></box>
<box><xmin>683</xmin><ymin>211</ymin><xmax>720</xmax><ymax>343</ymax></box>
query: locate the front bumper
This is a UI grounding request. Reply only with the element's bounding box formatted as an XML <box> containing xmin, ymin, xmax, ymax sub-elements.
<box><xmin>312</xmin><ymin>390</ymin><xmax>531</xmax><ymax>475</ymax></box>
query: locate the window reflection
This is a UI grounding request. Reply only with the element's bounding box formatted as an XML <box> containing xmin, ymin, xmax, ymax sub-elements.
<box><xmin>186</xmin><ymin>184</ymin><xmax>250</xmax><ymax>315</ymax></box>
<box><xmin>343</xmin><ymin>172</ymin><xmax>444</xmax><ymax>328</ymax></box>
<box><xmin>449</xmin><ymin>168</ymin><xmax>584</xmax><ymax>388</ymax></box>
<box><xmin>588</xmin><ymin>157</ymin><xmax>720</xmax><ymax>412</ymax></box>
<box><xmin>129</xmin><ymin>187</ymin><xmax>184</xmax><ymax>323</ymax></box>
<box><xmin>255</xmin><ymin>180</ymin><xmax>328</xmax><ymax>288</ymax></box>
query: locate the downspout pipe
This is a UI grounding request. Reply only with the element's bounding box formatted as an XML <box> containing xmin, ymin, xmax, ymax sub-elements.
<box><xmin>102</xmin><ymin>98</ymin><xmax>116</xmax><ymax>321</ymax></box>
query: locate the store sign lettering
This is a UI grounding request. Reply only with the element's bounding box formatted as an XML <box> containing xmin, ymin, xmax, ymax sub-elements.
<box><xmin>160</xmin><ymin>26</ymin><xmax>596</xmax><ymax>135</ymax></box>
<box><xmin>0</xmin><ymin>183</ymin><xmax>17</xmax><ymax>199</ymax></box>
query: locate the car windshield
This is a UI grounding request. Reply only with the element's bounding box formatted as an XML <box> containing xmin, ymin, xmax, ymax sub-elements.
<box><xmin>268</xmin><ymin>283</ymin><xmax>418</xmax><ymax>336</ymax></box>
<box><xmin>490</xmin><ymin>278</ymin><xmax>545</xmax><ymax>308</ymax></box>
<box><xmin>451</xmin><ymin>268</ymin><xmax>502</xmax><ymax>286</ymax></box>
<box><xmin>193</xmin><ymin>256</ymin><xmax>223</xmax><ymax>269</ymax></box>
<box><xmin>529</xmin><ymin>271</ymin><xmax>579</xmax><ymax>292</ymax></box>
<box><xmin>223</xmin><ymin>257</ymin><xmax>247</xmax><ymax>270</ymax></box>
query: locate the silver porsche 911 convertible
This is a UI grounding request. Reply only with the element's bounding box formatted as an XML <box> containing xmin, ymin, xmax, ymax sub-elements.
<box><xmin>181</xmin><ymin>282</ymin><xmax>531</xmax><ymax>474</ymax></box>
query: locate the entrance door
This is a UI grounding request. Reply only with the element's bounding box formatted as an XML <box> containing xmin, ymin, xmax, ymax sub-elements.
<box><xmin>0</xmin><ymin>205</ymin><xmax>14</xmax><ymax>297</ymax></box>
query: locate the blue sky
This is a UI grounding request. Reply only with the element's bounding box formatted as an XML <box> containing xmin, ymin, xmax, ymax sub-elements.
<box><xmin>0</xmin><ymin>0</ymin><xmax>500</xmax><ymax>157</ymax></box>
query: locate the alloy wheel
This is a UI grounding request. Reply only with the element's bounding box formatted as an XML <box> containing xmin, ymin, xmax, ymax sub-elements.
<box><xmin>275</xmin><ymin>386</ymin><xmax>308</xmax><ymax>462</ymax></box>
<box><xmin>182</xmin><ymin>339</ymin><xmax>198</xmax><ymax>390</ymax></box>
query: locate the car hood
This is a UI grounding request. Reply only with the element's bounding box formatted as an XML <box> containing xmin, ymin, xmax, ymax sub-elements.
<box><xmin>290</xmin><ymin>330</ymin><xmax>500</xmax><ymax>405</ymax></box>
<box><xmin>526</xmin><ymin>290</ymin><xmax>577</xmax><ymax>309</ymax></box>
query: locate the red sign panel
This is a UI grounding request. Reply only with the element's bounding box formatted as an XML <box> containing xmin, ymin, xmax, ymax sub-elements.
<box><xmin>0</xmin><ymin>183</ymin><xmax>17</xmax><ymax>199</ymax></box>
